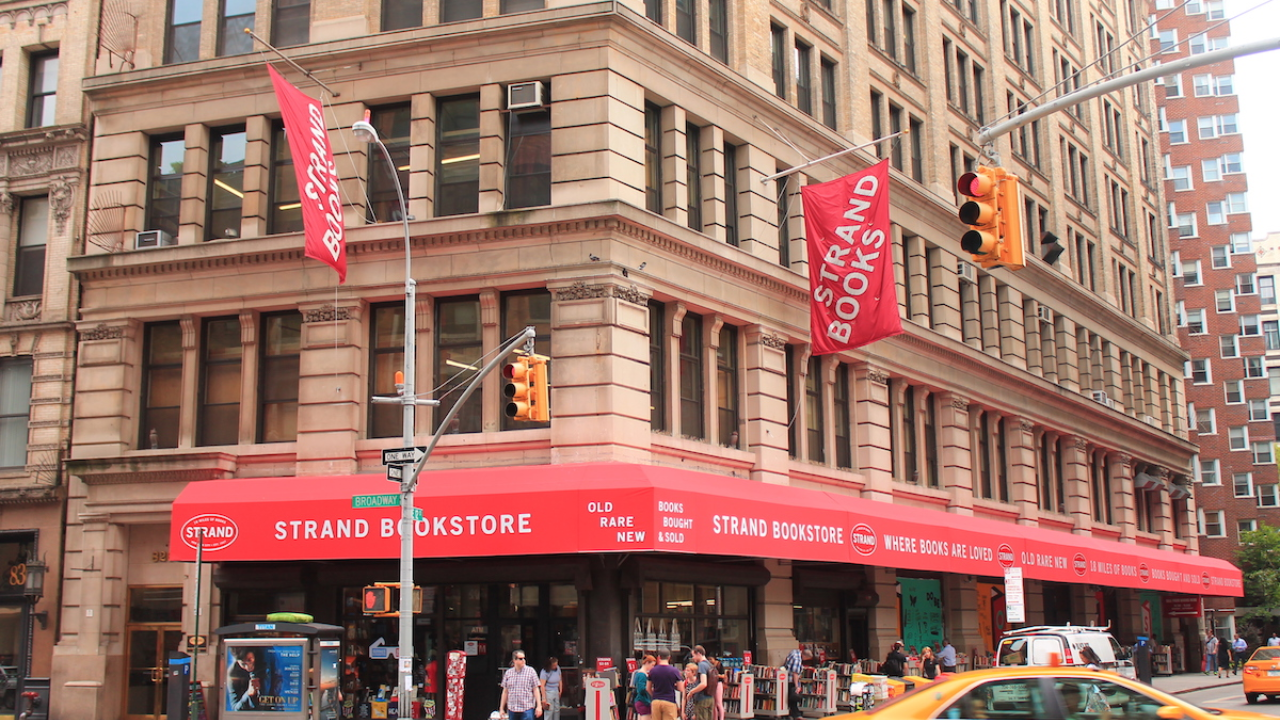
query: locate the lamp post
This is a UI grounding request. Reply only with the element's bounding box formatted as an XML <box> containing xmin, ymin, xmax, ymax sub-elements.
<box><xmin>353</xmin><ymin>110</ymin><xmax>421</xmax><ymax>707</ymax></box>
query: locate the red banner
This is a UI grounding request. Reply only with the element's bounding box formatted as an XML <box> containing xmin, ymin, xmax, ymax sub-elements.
<box><xmin>801</xmin><ymin>160</ymin><xmax>903</xmax><ymax>354</ymax></box>
<box><xmin>1162</xmin><ymin>596</ymin><xmax>1204</xmax><ymax>617</ymax></box>
<box><xmin>268</xmin><ymin>65</ymin><xmax>347</xmax><ymax>283</ymax></box>
<box><xmin>168</xmin><ymin>463</ymin><xmax>1242</xmax><ymax>596</ymax></box>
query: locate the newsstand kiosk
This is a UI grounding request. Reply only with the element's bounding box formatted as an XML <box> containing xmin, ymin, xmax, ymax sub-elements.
<box><xmin>215</xmin><ymin>621</ymin><xmax>343</xmax><ymax>720</ymax></box>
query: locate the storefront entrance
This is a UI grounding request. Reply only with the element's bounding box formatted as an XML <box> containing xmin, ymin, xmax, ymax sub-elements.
<box><xmin>123</xmin><ymin>587</ymin><xmax>185</xmax><ymax>720</ymax></box>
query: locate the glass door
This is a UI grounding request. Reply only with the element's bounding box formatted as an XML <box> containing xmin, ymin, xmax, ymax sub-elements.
<box><xmin>124</xmin><ymin>627</ymin><xmax>184</xmax><ymax>720</ymax></box>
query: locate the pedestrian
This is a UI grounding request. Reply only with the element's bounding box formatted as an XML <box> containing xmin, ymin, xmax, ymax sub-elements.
<box><xmin>501</xmin><ymin>651</ymin><xmax>544</xmax><ymax>720</ymax></box>
<box><xmin>709</xmin><ymin>657</ymin><xmax>725</xmax><ymax>720</ymax></box>
<box><xmin>691</xmin><ymin>646</ymin><xmax>714</xmax><ymax>720</ymax></box>
<box><xmin>541</xmin><ymin>657</ymin><xmax>563</xmax><ymax>720</ymax></box>
<box><xmin>1269</xmin><ymin>632</ymin><xmax>1280</xmax><ymax>647</ymax></box>
<box><xmin>633</xmin><ymin>655</ymin><xmax>656</xmax><ymax>720</ymax></box>
<box><xmin>920</xmin><ymin>646</ymin><xmax>938</xmax><ymax>680</ymax></box>
<box><xmin>1204</xmin><ymin>630</ymin><xmax>1219</xmax><ymax>676</ymax></box>
<box><xmin>782</xmin><ymin>647</ymin><xmax>811</xmax><ymax>720</ymax></box>
<box><xmin>1217</xmin><ymin>635</ymin><xmax>1231</xmax><ymax>679</ymax></box>
<box><xmin>682</xmin><ymin>663</ymin><xmax>699</xmax><ymax>720</ymax></box>
<box><xmin>647</xmin><ymin>649</ymin><xmax>684</xmax><ymax>720</ymax></box>
<box><xmin>938</xmin><ymin>639</ymin><xmax>957</xmax><ymax>674</ymax></box>
<box><xmin>880</xmin><ymin>642</ymin><xmax>907</xmax><ymax>679</ymax></box>
<box><xmin>1232</xmin><ymin>635</ymin><xmax>1248</xmax><ymax>675</ymax></box>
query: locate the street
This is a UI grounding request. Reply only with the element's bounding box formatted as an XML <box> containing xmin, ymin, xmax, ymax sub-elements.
<box><xmin>1178</xmin><ymin>685</ymin><xmax>1280</xmax><ymax>715</ymax></box>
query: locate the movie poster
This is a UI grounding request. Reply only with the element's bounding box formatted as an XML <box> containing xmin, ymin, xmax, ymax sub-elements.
<box><xmin>320</xmin><ymin>640</ymin><xmax>341</xmax><ymax>720</ymax></box>
<box><xmin>225</xmin><ymin>642</ymin><xmax>305</xmax><ymax>713</ymax></box>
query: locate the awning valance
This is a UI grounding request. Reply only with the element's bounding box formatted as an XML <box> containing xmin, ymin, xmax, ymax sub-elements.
<box><xmin>169</xmin><ymin>462</ymin><xmax>1242</xmax><ymax>597</ymax></box>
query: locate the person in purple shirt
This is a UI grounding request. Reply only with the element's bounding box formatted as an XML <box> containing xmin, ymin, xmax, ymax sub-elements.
<box><xmin>647</xmin><ymin>649</ymin><xmax>686</xmax><ymax>720</ymax></box>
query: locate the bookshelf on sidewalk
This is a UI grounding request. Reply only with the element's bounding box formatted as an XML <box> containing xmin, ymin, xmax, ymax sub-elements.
<box><xmin>795</xmin><ymin>668</ymin><xmax>837</xmax><ymax>717</ymax></box>
<box><xmin>747</xmin><ymin>666</ymin><xmax>787</xmax><ymax>717</ymax></box>
<box><xmin>721</xmin><ymin>659</ymin><xmax>754</xmax><ymax>720</ymax></box>
<box><xmin>829</xmin><ymin>664</ymin><xmax>877</xmax><ymax>712</ymax></box>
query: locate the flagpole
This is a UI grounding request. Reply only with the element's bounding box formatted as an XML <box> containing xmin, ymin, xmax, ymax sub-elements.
<box><xmin>759</xmin><ymin>129</ymin><xmax>910</xmax><ymax>184</ymax></box>
<box><xmin>244</xmin><ymin>28</ymin><xmax>341</xmax><ymax>97</ymax></box>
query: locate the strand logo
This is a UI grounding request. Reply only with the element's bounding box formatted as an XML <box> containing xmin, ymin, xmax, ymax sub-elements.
<box><xmin>1201</xmin><ymin>571</ymin><xmax>1212</xmax><ymax>589</ymax></box>
<box><xmin>997</xmin><ymin>544</ymin><xmax>1015</xmax><ymax>568</ymax></box>
<box><xmin>1138</xmin><ymin>563</ymin><xmax>1151</xmax><ymax>583</ymax></box>
<box><xmin>1072</xmin><ymin>553</ymin><xmax>1088</xmax><ymax>577</ymax></box>
<box><xmin>850</xmin><ymin>523</ymin><xmax>877</xmax><ymax>556</ymax></box>
<box><xmin>181</xmin><ymin>514</ymin><xmax>239</xmax><ymax>551</ymax></box>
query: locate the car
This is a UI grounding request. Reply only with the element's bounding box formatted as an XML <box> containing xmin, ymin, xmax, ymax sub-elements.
<box><xmin>827</xmin><ymin>665</ymin><xmax>1275</xmax><ymax>720</ymax></box>
<box><xmin>1242</xmin><ymin>646</ymin><xmax>1280</xmax><ymax>704</ymax></box>
<box><xmin>996</xmin><ymin>625</ymin><xmax>1136</xmax><ymax>679</ymax></box>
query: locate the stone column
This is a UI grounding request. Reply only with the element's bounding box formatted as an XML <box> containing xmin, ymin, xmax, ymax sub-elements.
<box><xmin>409</xmin><ymin>91</ymin><xmax>437</xmax><ymax>221</ymax></box>
<box><xmin>1008</xmin><ymin>417</ymin><xmax>1039</xmax><ymax>526</ymax></box>
<box><xmin>177</xmin><ymin>315</ymin><xmax>199</xmax><ymax>448</ymax></box>
<box><xmin>478</xmin><ymin>83</ymin><xmax>506</xmax><ymax>213</ymax></box>
<box><xmin>929</xmin><ymin>248</ymin><xmax>962</xmax><ymax>341</ymax></box>
<box><xmin>72</xmin><ymin>319</ymin><xmax>140</xmax><ymax>457</ymax></box>
<box><xmin>743</xmin><ymin>326</ymin><xmax>789</xmax><ymax>484</ymax></box>
<box><xmin>237</xmin><ymin>310</ymin><xmax>259</xmax><ymax>446</ymax></box>
<box><xmin>707</xmin><ymin>315</ymin><xmax>725</xmax><ymax>445</ymax></box>
<box><xmin>1056</xmin><ymin>317</ymin><xmax>1080</xmax><ymax>392</ymax></box>
<box><xmin>939</xmin><ymin>392</ymin><xmax>974</xmax><ymax>515</ymax></box>
<box><xmin>1064</xmin><ymin>436</ymin><xmax>1092</xmax><ymax>535</ymax></box>
<box><xmin>295</xmin><ymin>301</ymin><xmax>365</xmax><ymax>475</ymax></box>
<box><xmin>661</xmin><ymin>105</ymin><xmax>688</xmax><ymax>227</ymax></box>
<box><xmin>1152</xmin><ymin>468</ymin><xmax>1175</xmax><ymax>549</ymax></box>
<box><xmin>550</xmin><ymin>70</ymin><xmax>646</xmax><ymax>210</ymax></box>
<box><xmin>242</xmin><ymin>116</ymin><xmax>271</xmax><ymax>240</ymax></box>
<box><xmin>758</xmin><ymin>561</ymin><xmax>799</xmax><ymax>666</ymax></box>
<box><xmin>479</xmin><ymin>290</ymin><xmax>500</xmax><ymax>432</ymax></box>
<box><xmin>997</xmin><ymin>285</ymin><xmax>1026</xmax><ymax>370</ymax></box>
<box><xmin>1110</xmin><ymin>453</ymin><xmax>1137</xmax><ymax>542</ymax></box>
<box><xmin>795</xmin><ymin>345</ymin><xmax>813</xmax><ymax>463</ymax></box>
<box><xmin>701</xmin><ymin>125</ymin><xmax>728</xmax><ymax>243</ymax></box>
<box><xmin>180</xmin><ymin>123</ymin><xmax>210</xmax><ymax>245</ymax></box>
<box><xmin>945</xmin><ymin>576</ymin><xmax>982</xmax><ymax>667</ymax></box>
<box><xmin>854</xmin><ymin>363</ymin><xmax>893</xmax><ymax>501</ymax></box>
<box><xmin>736</xmin><ymin>145</ymin><xmax>780</xmax><ymax>263</ymax></box>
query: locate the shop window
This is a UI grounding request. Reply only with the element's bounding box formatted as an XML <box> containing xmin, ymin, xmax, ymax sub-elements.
<box><xmin>207</xmin><ymin>127</ymin><xmax>247</xmax><ymax>240</ymax></box>
<box><xmin>366</xmin><ymin>105</ymin><xmax>412</xmax><ymax>223</ymax></box>
<box><xmin>440</xmin><ymin>0</ymin><xmax>481</xmax><ymax>21</ymax></box>
<box><xmin>650</xmin><ymin>301</ymin><xmax>668</xmax><ymax>432</ymax></box>
<box><xmin>383</xmin><ymin>0</ymin><xmax>422</xmax><ymax>30</ymax></box>
<box><xmin>141</xmin><ymin>322</ymin><xmax>183</xmax><ymax>450</ymax></box>
<box><xmin>14</xmin><ymin>196</ymin><xmax>49</xmax><ymax>297</ymax></box>
<box><xmin>0</xmin><ymin>359</ymin><xmax>33</xmax><ymax>468</ymax></box>
<box><xmin>198</xmin><ymin>316</ymin><xmax>243</xmax><ymax>447</ymax></box>
<box><xmin>27</xmin><ymin>52</ymin><xmax>58</xmax><ymax>128</ymax></box>
<box><xmin>716</xmin><ymin>325</ymin><xmax>739</xmax><ymax>448</ymax></box>
<box><xmin>679</xmin><ymin>312</ymin><xmax>705</xmax><ymax>439</ymax></box>
<box><xmin>639</xmin><ymin>582</ymin><xmax>750</xmax><ymax>658</ymax></box>
<box><xmin>270</xmin><ymin>122</ymin><xmax>304</xmax><ymax>234</ymax></box>
<box><xmin>272</xmin><ymin>0</ymin><xmax>310</xmax><ymax>46</ymax></box>
<box><xmin>436</xmin><ymin>95</ymin><xmax>481</xmax><ymax>217</ymax></box>
<box><xmin>435</xmin><ymin>296</ymin><xmax>482</xmax><ymax>434</ymax></box>
<box><xmin>147</xmin><ymin>135</ymin><xmax>185</xmax><ymax>242</ymax></box>
<box><xmin>258</xmin><ymin>311</ymin><xmax>301</xmax><ymax>443</ymax></box>
<box><xmin>507</xmin><ymin>106</ymin><xmax>552</xmax><ymax>210</ymax></box>
<box><xmin>166</xmin><ymin>0</ymin><xmax>202</xmax><ymax>63</ymax></box>
<box><xmin>219</xmin><ymin>0</ymin><xmax>255</xmax><ymax>55</ymax></box>
<box><xmin>500</xmin><ymin>291</ymin><xmax>551</xmax><ymax>430</ymax></box>
<box><xmin>805</xmin><ymin>355</ymin><xmax>824</xmax><ymax>462</ymax></box>
<box><xmin>369</xmin><ymin>304</ymin><xmax>405</xmax><ymax>439</ymax></box>
<box><xmin>793</xmin><ymin>587</ymin><xmax>840</xmax><ymax>659</ymax></box>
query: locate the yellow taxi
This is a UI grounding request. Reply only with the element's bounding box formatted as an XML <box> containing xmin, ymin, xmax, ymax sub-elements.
<box><xmin>830</xmin><ymin>665</ymin><xmax>1275</xmax><ymax>720</ymax></box>
<box><xmin>1242</xmin><ymin>646</ymin><xmax>1280</xmax><ymax>704</ymax></box>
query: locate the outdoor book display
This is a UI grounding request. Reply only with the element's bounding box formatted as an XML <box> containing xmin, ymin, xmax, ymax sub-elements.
<box><xmin>747</xmin><ymin>666</ymin><xmax>786</xmax><ymax>717</ymax></box>
<box><xmin>829</xmin><ymin>664</ymin><xmax>876</xmax><ymax>712</ymax></box>
<box><xmin>795</xmin><ymin>668</ymin><xmax>836</xmax><ymax>717</ymax></box>
<box><xmin>720</xmin><ymin>659</ymin><xmax>754</xmax><ymax>720</ymax></box>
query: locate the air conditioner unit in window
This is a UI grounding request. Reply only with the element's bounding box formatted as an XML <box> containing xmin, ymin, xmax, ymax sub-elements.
<box><xmin>1090</xmin><ymin>390</ymin><xmax>1116</xmax><ymax>409</ymax></box>
<box><xmin>1037</xmin><ymin>305</ymin><xmax>1055</xmax><ymax>324</ymax></box>
<box><xmin>1144</xmin><ymin>414</ymin><xmax>1159</xmax><ymax>426</ymax></box>
<box><xmin>507</xmin><ymin>81</ymin><xmax>546</xmax><ymax>112</ymax></box>
<box><xmin>957</xmin><ymin>261</ymin><xmax>977</xmax><ymax>282</ymax></box>
<box><xmin>135</xmin><ymin>230</ymin><xmax>175</xmax><ymax>249</ymax></box>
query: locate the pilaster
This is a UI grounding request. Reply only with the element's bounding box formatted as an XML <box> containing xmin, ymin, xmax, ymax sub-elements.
<box><xmin>854</xmin><ymin>363</ymin><xmax>893</xmax><ymax>502</ymax></box>
<box><xmin>940</xmin><ymin>393</ymin><xmax>974</xmax><ymax>515</ymax></box>
<box><xmin>743</xmin><ymin>325</ymin><xmax>789</xmax><ymax>484</ymax></box>
<box><xmin>1009</xmin><ymin>417</ymin><xmax>1039</xmax><ymax>526</ymax></box>
<box><xmin>294</xmin><ymin>301</ymin><xmax>365</xmax><ymax>475</ymax></box>
<box><xmin>1110</xmin><ymin>452</ymin><xmax>1137</xmax><ymax>542</ymax></box>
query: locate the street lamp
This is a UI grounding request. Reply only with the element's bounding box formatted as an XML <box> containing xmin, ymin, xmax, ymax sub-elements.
<box><xmin>353</xmin><ymin>109</ymin><xmax>421</xmax><ymax>708</ymax></box>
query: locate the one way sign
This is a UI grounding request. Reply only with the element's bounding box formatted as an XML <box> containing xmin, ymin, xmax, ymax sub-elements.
<box><xmin>382</xmin><ymin>446</ymin><xmax>427</xmax><ymax>465</ymax></box>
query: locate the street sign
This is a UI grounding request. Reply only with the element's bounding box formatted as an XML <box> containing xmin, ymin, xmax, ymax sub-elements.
<box><xmin>382</xmin><ymin>446</ymin><xmax>427</xmax><ymax>465</ymax></box>
<box><xmin>387</xmin><ymin>464</ymin><xmax>404</xmax><ymax>482</ymax></box>
<box><xmin>352</xmin><ymin>495</ymin><xmax>423</xmax><ymax>521</ymax></box>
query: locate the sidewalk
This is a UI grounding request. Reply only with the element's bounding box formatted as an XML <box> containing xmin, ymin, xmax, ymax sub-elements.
<box><xmin>1150</xmin><ymin>672</ymin><xmax>1243</xmax><ymax>695</ymax></box>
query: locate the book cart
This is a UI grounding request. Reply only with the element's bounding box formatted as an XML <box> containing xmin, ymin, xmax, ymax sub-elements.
<box><xmin>747</xmin><ymin>666</ymin><xmax>787</xmax><ymax>717</ymax></box>
<box><xmin>795</xmin><ymin>668</ymin><xmax>836</xmax><ymax>717</ymax></box>
<box><xmin>829</xmin><ymin>664</ymin><xmax>877</xmax><ymax>712</ymax></box>
<box><xmin>721</xmin><ymin>659</ymin><xmax>755</xmax><ymax>720</ymax></box>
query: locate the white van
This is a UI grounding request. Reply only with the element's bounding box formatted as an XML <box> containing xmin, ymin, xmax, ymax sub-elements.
<box><xmin>995</xmin><ymin>625</ymin><xmax>1136</xmax><ymax>679</ymax></box>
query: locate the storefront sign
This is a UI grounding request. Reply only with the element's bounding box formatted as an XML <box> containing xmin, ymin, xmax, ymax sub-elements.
<box><xmin>169</xmin><ymin>463</ymin><xmax>1243</xmax><ymax>596</ymax></box>
<box><xmin>1162</xmin><ymin>596</ymin><xmax>1204</xmax><ymax>618</ymax></box>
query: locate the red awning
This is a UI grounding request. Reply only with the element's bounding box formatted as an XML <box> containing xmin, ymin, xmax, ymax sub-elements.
<box><xmin>169</xmin><ymin>462</ymin><xmax>1242</xmax><ymax>597</ymax></box>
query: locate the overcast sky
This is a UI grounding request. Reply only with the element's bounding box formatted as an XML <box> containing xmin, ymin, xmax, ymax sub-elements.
<box><xmin>1223</xmin><ymin>0</ymin><xmax>1280</xmax><ymax>238</ymax></box>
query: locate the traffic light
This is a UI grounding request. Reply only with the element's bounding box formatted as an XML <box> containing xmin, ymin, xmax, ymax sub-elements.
<box><xmin>956</xmin><ymin>166</ymin><xmax>1025</xmax><ymax>270</ymax></box>
<box><xmin>363</xmin><ymin>585</ymin><xmax>391</xmax><ymax>614</ymax></box>
<box><xmin>526</xmin><ymin>354</ymin><xmax>550</xmax><ymax>422</ymax></box>
<box><xmin>503</xmin><ymin>353</ymin><xmax>550</xmax><ymax>422</ymax></box>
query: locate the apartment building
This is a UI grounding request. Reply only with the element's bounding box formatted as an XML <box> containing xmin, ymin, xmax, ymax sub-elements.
<box><xmin>1153</xmin><ymin>0</ymin><xmax>1277</xmax><ymax>626</ymax></box>
<box><xmin>34</xmin><ymin>0</ymin><xmax>1240</xmax><ymax>715</ymax></box>
<box><xmin>0</xmin><ymin>0</ymin><xmax>95</xmax><ymax>707</ymax></box>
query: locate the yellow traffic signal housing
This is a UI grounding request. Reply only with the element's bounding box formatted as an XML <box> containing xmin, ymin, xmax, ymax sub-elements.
<box><xmin>957</xmin><ymin>166</ymin><xmax>1026</xmax><ymax>270</ymax></box>
<box><xmin>503</xmin><ymin>355</ymin><xmax>535</xmax><ymax>421</ymax></box>
<box><xmin>362</xmin><ymin>585</ymin><xmax>391</xmax><ymax>614</ymax></box>
<box><xmin>526</xmin><ymin>354</ymin><xmax>550</xmax><ymax>423</ymax></box>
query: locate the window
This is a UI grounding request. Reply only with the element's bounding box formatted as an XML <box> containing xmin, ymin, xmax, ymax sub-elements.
<box><xmin>258</xmin><ymin>312</ymin><xmax>301</xmax><ymax>442</ymax></box>
<box><xmin>1167</xmin><ymin>119</ymin><xmax>1187</xmax><ymax>144</ymax></box>
<box><xmin>440</xmin><ymin>0</ymin><xmax>482</xmax><ymax>21</ymax></box>
<box><xmin>1226</xmin><ymin>192</ymin><xmax>1248</xmax><ymax>214</ymax></box>
<box><xmin>1181</xmin><ymin>259</ymin><xmax>1201</xmax><ymax>285</ymax></box>
<box><xmin>882</xmin><ymin>0</ymin><xmax>897</xmax><ymax>58</ymax></box>
<box><xmin>1061</xmin><ymin>141</ymin><xmax>1089</xmax><ymax>206</ymax></box>
<box><xmin>794</xmin><ymin>41</ymin><xmax>812</xmax><ymax>115</ymax></box>
<box><xmin>771</xmin><ymin>24</ymin><xmax>787</xmax><ymax>99</ymax></box>
<box><xmin>1266</xmin><ymin>320</ymin><xmax>1280</xmax><ymax>349</ymax></box>
<box><xmin>1195</xmin><ymin>408</ymin><xmax>1215</xmax><ymax>434</ymax></box>
<box><xmin>1254</xmin><ymin>441</ymin><xmax>1274</xmax><ymax>464</ymax></box>
<box><xmin>269</xmin><ymin>123</ymin><xmax>303</xmax><ymax>234</ymax></box>
<box><xmin>1239</xmin><ymin>519</ymin><xmax>1258</xmax><ymax>538</ymax></box>
<box><xmin>1215</xmin><ymin>289</ymin><xmax>1234</xmax><ymax>313</ymax></box>
<box><xmin>1249</xmin><ymin>398</ymin><xmax>1269</xmax><ymax>421</ymax></box>
<box><xmin>500</xmin><ymin>0</ymin><xmax>543</xmax><ymax>13</ymax></box>
<box><xmin>1186</xmin><ymin>308</ymin><xmax>1205</xmax><ymax>334</ymax></box>
<box><xmin>1241</xmin><ymin>313</ymin><xmax>1260</xmax><ymax>335</ymax></box>
<box><xmin>805</xmin><ymin>356</ymin><xmax>824</xmax><ymax>463</ymax></box>
<box><xmin>644</xmin><ymin>103</ymin><xmax>662</xmax><ymax>214</ymax></box>
<box><xmin>1202</xmin><ymin>510</ymin><xmax>1224</xmax><ymax>537</ymax></box>
<box><xmin>1232</xmin><ymin>426</ymin><xmax>1252</xmax><ymax>451</ymax></box>
<box><xmin>1260</xmin><ymin>275</ymin><xmax>1276</xmax><ymax>305</ymax></box>
<box><xmin>369</xmin><ymin>304</ymin><xmax>404</xmax><ymax>439</ymax></box>
<box><xmin>272</xmin><ymin>0</ymin><xmax>310</xmax><ymax>46</ymax></box>
<box><xmin>889</xmin><ymin>104</ymin><xmax>904</xmax><ymax>170</ymax></box>
<box><xmin>1198</xmin><ymin>114</ymin><xmax>1238</xmax><ymax>139</ymax></box>
<box><xmin>834</xmin><ymin>365</ymin><xmax>852</xmax><ymax>469</ymax></box>
<box><xmin>724</xmin><ymin>144</ymin><xmax>739</xmax><ymax>246</ymax></box>
<box><xmin>866</xmin><ymin>0</ymin><xmax>877</xmax><ymax>45</ymax></box>
<box><xmin>1175</xmin><ymin>212</ymin><xmax>1196</xmax><ymax>239</ymax></box>
<box><xmin>946</xmin><ymin>680</ymin><xmax>1048</xmax><ymax>719</ymax></box>
<box><xmin>13</xmin><ymin>197</ymin><xmax>49</xmax><ymax>297</ymax></box>
<box><xmin>675</xmin><ymin>0</ymin><xmax>695</xmax><ymax>43</ymax></box>
<box><xmin>1162</xmin><ymin>73</ymin><xmax>1182</xmax><ymax>97</ymax></box>
<box><xmin>870</xmin><ymin>90</ymin><xmax>884</xmax><ymax>158</ymax></box>
<box><xmin>1222</xmin><ymin>153</ymin><xmax>1244</xmax><ymax>175</ymax></box>
<box><xmin>1168</xmin><ymin>165</ymin><xmax>1192</xmax><ymax>191</ymax></box>
<box><xmin>1245</xmin><ymin>356</ymin><xmax>1265</xmax><ymax>378</ymax></box>
<box><xmin>649</xmin><ymin>301</ymin><xmax>667</xmax><ymax>431</ymax></box>
<box><xmin>436</xmin><ymin>95</ymin><xmax>481</xmax><ymax>217</ymax></box>
<box><xmin>27</xmin><ymin>52</ymin><xmax>58</xmax><ymax>128</ymax></box>
<box><xmin>1220</xmin><ymin>334</ymin><xmax>1238</xmax><ymax>358</ymax></box>
<box><xmin>1211</xmin><ymin>245</ymin><xmax>1230</xmax><ymax>268</ymax></box>
<box><xmin>909</xmin><ymin>117</ymin><xmax>924</xmax><ymax>183</ymax></box>
<box><xmin>1207</xmin><ymin>201</ymin><xmax>1225</xmax><ymax>225</ymax></box>
<box><xmin>383</xmin><ymin>0</ymin><xmax>422</xmax><ymax>30</ymax></box>
<box><xmin>709</xmin><ymin>0</ymin><xmax>728</xmax><ymax>62</ymax></box>
<box><xmin>1158</xmin><ymin>29</ymin><xmax>1177</xmax><ymax>52</ymax></box>
<box><xmin>507</xmin><ymin>105</ymin><xmax>552</xmax><ymax>210</ymax></box>
<box><xmin>1225</xmin><ymin>380</ymin><xmax>1243</xmax><ymax>404</ymax></box>
<box><xmin>147</xmin><ymin>135</ymin><xmax>185</xmax><ymax>241</ymax></box>
<box><xmin>0</xmin><ymin>359</ymin><xmax>32</xmax><ymax>468</ymax></box>
<box><xmin>1199</xmin><ymin>457</ymin><xmax>1219</xmax><ymax>485</ymax></box>
<box><xmin>141</xmin><ymin>322</ymin><xmax>182</xmax><ymax>450</ymax></box>
<box><xmin>166</xmin><ymin>0</ymin><xmax>203</xmax><ymax>63</ymax></box>
<box><xmin>500</xmin><ymin>291</ymin><xmax>551</xmax><ymax>430</ymax></box>
<box><xmin>1201</xmin><ymin>158</ymin><xmax>1221</xmax><ymax>182</ymax></box>
<box><xmin>777</xmin><ymin>176</ymin><xmax>792</xmax><ymax>267</ymax></box>
<box><xmin>902</xmin><ymin>5</ymin><xmax>917</xmax><ymax>72</ymax></box>
<box><xmin>218</xmin><ymin>0</ymin><xmax>255</xmax><ymax>55</ymax></box>
<box><xmin>1189</xmin><ymin>358</ymin><xmax>1210</xmax><ymax>384</ymax></box>
<box><xmin>820</xmin><ymin>58</ymin><xmax>837</xmax><ymax>129</ymax></box>
<box><xmin>679</xmin><ymin>312</ymin><xmax>705</xmax><ymax>439</ymax></box>
<box><xmin>686</xmin><ymin>124</ymin><xmax>702</xmax><ymax>230</ymax></box>
<box><xmin>436</xmin><ymin>297</ymin><xmax>482</xmax><ymax>434</ymax></box>
<box><xmin>198</xmin><ymin>317</ymin><xmax>243</xmax><ymax>446</ymax></box>
<box><xmin>207</xmin><ymin>127</ymin><xmax>246</xmax><ymax>240</ymax></box>
<box><xmin>716</xmin><ymin>325</ymin><xmax>739</xmax><ymax>448</ymax></box>
<box><xmin>1259</xmin><ymin>484</ymin><xmax>1279</xmax><ymax>508</ymax></box>
<box><xmin>364</xmin><ymin>106</ymin><xmax>411</xmax><ymax>222</ymax></box>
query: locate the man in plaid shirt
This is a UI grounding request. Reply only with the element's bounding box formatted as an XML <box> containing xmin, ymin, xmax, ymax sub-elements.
<box><xmin>783</xmin><ymin>648</ymin><xmax>811</xmax><ymax>720</ymax></box>
<box><xmin>502</xmin><ymin>651</ymin><xmax>544</xmax><ymax>720</ymax></box>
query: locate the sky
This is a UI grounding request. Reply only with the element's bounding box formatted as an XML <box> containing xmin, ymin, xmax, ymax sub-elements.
<box><xmin>1223</xmin><ymin>0</ymin><xmax>1280</xmax><ymax>238</ymax></box>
